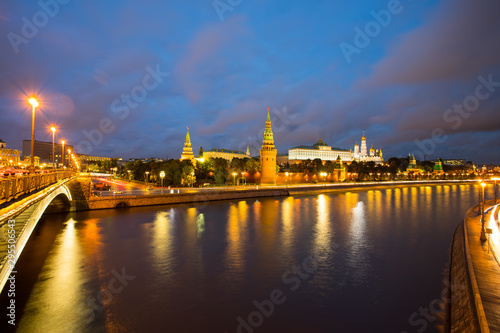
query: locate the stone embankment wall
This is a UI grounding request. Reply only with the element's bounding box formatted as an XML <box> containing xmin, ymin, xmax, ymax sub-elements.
<box><xmin>447</xmin><ymin>221</ymin><xmax>480</xmax><ymax>332</ymax></box>
<box><xmin>77</xmin><ymin>189</ymin><xmax>289</xmax><ymax>211</ymax></box>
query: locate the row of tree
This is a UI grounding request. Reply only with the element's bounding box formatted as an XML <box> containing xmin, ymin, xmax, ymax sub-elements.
<box><xmin>84</xmin><ymin>156</ymin><xmax>477</xmax><ymax>187</ymax></box>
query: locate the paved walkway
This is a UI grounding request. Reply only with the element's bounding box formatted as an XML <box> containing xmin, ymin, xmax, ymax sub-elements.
<box><xmin>465</xmin><ymin>201</ymin><xmax>500</xmax><ymax>332</ymax></box>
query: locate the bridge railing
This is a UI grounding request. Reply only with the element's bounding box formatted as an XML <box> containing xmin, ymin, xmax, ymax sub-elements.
<box><xmin>0</xmin><ymin>171</ymin><xmax>75</xmax><ymax>205</ymax></box>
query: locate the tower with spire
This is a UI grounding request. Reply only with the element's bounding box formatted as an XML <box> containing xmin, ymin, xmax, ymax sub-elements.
<box><xmin>180</xmin><ymin>127</ymin><xmax>195</xmax><ymax>160</ymax></box>
<box><xmin>260</xmin><ymin>108</ymin><xmax>277</xmax><ymax>184</ymax></box>
<box><xmin>360</xmin><ymin>131</ymin><xmax>367</xmax><ymax>156</ymax></box>
<box><xmin>352</xmin><ymin>131</ymin><xmax>383</xmax><ymax>163</ymax></box>
<box><xmin>433</xmin><ymin>159</ymin><xmax>444</xmax><ymax>174</ymax></box>
<box><xmin>354</xmin><ymin>141</ymin><xmax>359</xmax><ymax>155</ymax></box>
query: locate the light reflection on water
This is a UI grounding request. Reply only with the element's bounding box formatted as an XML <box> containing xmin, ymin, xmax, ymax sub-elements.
<box><xmin>3</xmin><ymin>184</ymin><xmax>484</xmax><ymax>333</ymax></box>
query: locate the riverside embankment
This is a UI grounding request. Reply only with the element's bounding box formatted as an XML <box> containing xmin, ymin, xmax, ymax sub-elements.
<box><xmin>448</xmin><ymin>201</ymin><xmax>500</xmax><ymax>332</ymax></box>
<box><xmin>74</xmin><ymin>179</ymin><xmax>476</xmax><ymax>211</ymax></box>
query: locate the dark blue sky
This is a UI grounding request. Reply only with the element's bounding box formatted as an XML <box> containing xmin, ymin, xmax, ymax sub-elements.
<box><xmin>1</xmin><ymin>0</ymin><xmax>499</xmax><ymax>164</ymax></box>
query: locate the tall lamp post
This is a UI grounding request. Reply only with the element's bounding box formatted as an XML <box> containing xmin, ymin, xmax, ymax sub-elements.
<box><xmin>321</xmin><ymin>172</ymin><xmax>327</xmax><ymax>186</ymax></box>
<box><xmin>28</xmin><ymin>96</ymin><xmax>39</xmax><ymax>173</ymax></box>
<box><xmin>480</xmin><ymin>182</ymin><xmax>487</xmax><ymax>241</ymax></box>
<box><xmin>160</xmin><ymin>171</ymin><xmax>165</xmax><ymax>193</ymax></box>
<box><xmin>68</xmin><ymin>149</ymin><xmax>72</xmax><ymax>170</ymax></box>
<box><xmin>145</xmin><ymin>171</ymin><xmax>150</xmax><ymax>188</ymax></box>
<box><xmin>493</xmin><ymin>177</ymin><xmax>499</xmax><ymax>203</ymax></box>
<box><xmin>50</xmin><ymin>126</ymin><xmax>56</xmax><ymax>170</ymax></box>
<box><xmin>61</xmin><ymin>140</ymin><xmax>65</xmax><ymax>169</ymax></box>
<box><xmin>285</xmin><ymin>172</ymin><xmax>289</xmax><ymax>188</ymax></box>
<box><xmin>232</xmin><ymin>172</ymin><xmax>237</xmax><ymax>187</ymax></box>
<box><xmin>241</xmin><ymin>171</ymin><xmax>246</xmax><ymax>186</ymax></box>
<box><xmin>477</xmin><ymin>179</ymin><xmax>482</xmax><ymax>215</ymax></box>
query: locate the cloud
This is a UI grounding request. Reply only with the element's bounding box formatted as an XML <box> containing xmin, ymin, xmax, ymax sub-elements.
<box><xmin>360</xmin><ymin>0</ymin><xmax>500</xmax><ymax>86</ymax></box>
<box><xmin>174</xmin><ymin>15</ymin><xmax>251</xmax><ymax>102</ymax></box>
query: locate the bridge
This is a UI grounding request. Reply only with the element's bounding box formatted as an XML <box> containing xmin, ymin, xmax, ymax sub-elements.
<box><xmin>0</xmin><ymin>171</ymin><xmax>76</xmax><ymax>293</ymax></box>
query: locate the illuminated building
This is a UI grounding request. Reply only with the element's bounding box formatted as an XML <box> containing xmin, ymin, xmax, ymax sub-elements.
<box><xmin>442</xmin><ymin>159</ymin><xmax>465</xmax><ymax>166</ymax></box>
<box><xmin>353</xmin><ymin>132</ymin><xmax>383</xmax><ymax>163</ymax></box>
<box><xmin>433</xmin><ymin>160</ymin><xmax>444</xmax><ymax>174</ymax></box>
<box><xmin>260</xmin><ymin>109</ymin><xmax>277</xmax><ymax>184</ymax></box>
<box><xmin>406</xmin><ymin>154</ymin><xmax>422</xmax><ymax>174</ymax></box>
<box><xmin>22</xmin><ymin>139</ymin><xmax>73</xmax><ymax>164</ymax></box>
<box><xmin>332</xmin><ymin>156</ymin><xmax>347</xmax><ymax>181</ymax></box>
<box><xmin>180</xmin><ymin>127</ymin><xmax>195</xmax><ymax>160</ymax></box>
<box><xmin>288</xmin><ymin>139</ymin><xmax>351</xmax><ymax>162</ymax></box>
<box><xmin>0</xmin><ymin>140</ymin><xmax>21</xmax><ymax>167</ymax></box>
<box><xmin>203</xmin><ymin>148</ymin><xmax>250</xmax><ymax>162</ymax></box>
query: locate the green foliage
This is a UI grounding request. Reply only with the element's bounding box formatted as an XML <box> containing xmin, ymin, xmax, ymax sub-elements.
<box><xmin>214</xmin><ymin>166</ymin><xmax>228</xmax><ymax>184</ymax></box>
<box><xmin>245</xmin><ymin>158</ymin><xmax>260</xmax><ymax>174</ymax></box>
<box><xmin>181</xmin><ymin>165</ymin><xmax>196</xmax><ymax>186</ymax></box>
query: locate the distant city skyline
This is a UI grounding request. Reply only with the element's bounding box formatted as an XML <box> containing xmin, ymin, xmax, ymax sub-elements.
<box><xmin>1</xmin><ymin>0</ymin><xmax>499</xmax><ymax>164</ymax></box>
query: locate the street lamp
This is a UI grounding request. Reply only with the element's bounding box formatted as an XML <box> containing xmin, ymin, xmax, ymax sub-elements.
<box><xmin>232</xmin><ymin>172</ymin><xmax>237</xmax><ymax>187</ymax></box>
<box><xmin>492</xmin><ymin>177</ymin><xmax>499</xmax><ymax>203</ymax></box>
<box><xmin>480</xmin><ymin>182</ymin><xmax>487</xmax><ymax>241</ymax></box>
<box><xmin>61</xmin><ymin>140</ymin><xmax>65</xmax><ymax>169</ymax></box>
<box><xmin>160</xmin><ymin>171</ymin><xmax>165</xmax><ymax>193</ymax></box>
<box><xmin>28</xmin><ymin>96</ymin><xmax>39</xmax><ymax>172</ymax></box>
<box><xmin>477</xmin><ymin>179</ymin><xmax>482</xmax><ymax>215</ymax></box>
<box><xmin>127</xmin><ymin>169</ymin><xmax>131</xmax><ymax>180</ymax></box>
<box><xmin>285</xmin><ymin>172</ymin><xmax>289</xmax><ymax>188</ymax></box>
<box><xmin>320</xmin><ymin>172</ymin><xmax>327</xmax><ymax>185</ymax></box>
<box><xmin>145</xmin><ymin>171</ymin><xmax>150</xmax><ymax>187</ymax></box>
<box><xmin>50</xmin><ymin>126</ymin><xmax>56</xmax><ymax>170</ymax></box>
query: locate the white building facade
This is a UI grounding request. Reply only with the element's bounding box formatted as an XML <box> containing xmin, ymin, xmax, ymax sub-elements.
<box><xmin>353</xmin><ymin>132</ymin><xmax>383</xmax><ymax>163</ymax></box>
<box><xmin>289</xmin><ymin>140</ymin><xmax>352</xmax><ymax>162</ymax></box>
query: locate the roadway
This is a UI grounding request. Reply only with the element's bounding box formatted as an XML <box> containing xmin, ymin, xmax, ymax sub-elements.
<box><xmin>464</xmin><ymin>200</ymin><xmax>500</xmax><ymax>332</ymax></box>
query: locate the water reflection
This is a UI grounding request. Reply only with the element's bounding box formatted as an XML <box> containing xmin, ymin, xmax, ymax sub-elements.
<box><xmin>151</xmin><ymin>210</ymin><xmax>174</xmax><ymax>278</ymax></box>
<box><xmin>18</xmin><ymin>218</ymin><xmax>88</xmax><ymax>332</ymax></box>
<box><xmin>197</xmin><ymin>213</ymin><xmax>205</xmax><ymax>237</ymax></box>
<box><xmin>313</xmin><ymin>194</ymin><xmax>332</xmax><ymax>256</ymax></box>
<box><xmin>346</xmin><ymin>200</ymin><xmax>371</xmax><ymax>286</ymax></box>
<box><xmin>280</xmin><ymin>196</ymin><xmax>295</xmax><ymax>258</ymax></box>
<box><xmin>226</xmin><ymin>203</ymin><xmax>246</xmax><ymax>274</ymax></box>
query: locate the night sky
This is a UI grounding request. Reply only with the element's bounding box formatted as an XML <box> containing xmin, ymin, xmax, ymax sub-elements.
<box><xmin>1</xmin><ymin>0</ymin><xmax>499</xmax><ymax>164</ymax></box>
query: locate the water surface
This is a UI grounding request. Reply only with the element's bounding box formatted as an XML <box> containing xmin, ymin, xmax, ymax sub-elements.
<box><xmin>1</xmin><ymin>184</ymin><xmax>482</xmax><ymax>332</ymax></box>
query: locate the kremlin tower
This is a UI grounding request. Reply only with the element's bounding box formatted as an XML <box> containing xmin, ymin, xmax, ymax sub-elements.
<box><xmin>180</xmin><ymin>127</ymin><xmax>195</xmax><ymax>160</ymax></box>
<box><xmin>260</xmin><ymin>108</ymin><xmax>277</xmax><ymax>185</ymax></box>
<box><xmin>360</xmin><ymin>131</ymin><xmax>367</xmax><ymax>156</ymax></box>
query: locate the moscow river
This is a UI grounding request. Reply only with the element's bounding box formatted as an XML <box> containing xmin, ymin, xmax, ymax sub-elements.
<box><xmin>1</xmin><ymin>183</ymin><xmax>483</xmax><ymax>332</ymax></box>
